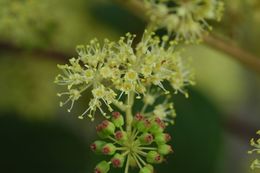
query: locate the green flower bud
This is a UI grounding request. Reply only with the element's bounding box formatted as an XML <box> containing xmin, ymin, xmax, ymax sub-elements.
<box><xmin>132</xmin><ymin>113</ymin><xmax>144</xmax><ymax>128</ymax></box>
<box><xmin>102</xmin><ymin>143</ymin><xmax>116</xmax><ymax>155</ymax></box>
<box><xmin>158</xmin><ymin>144</ymin><xmax>173</xmax><ymax>155</ymax></box>
<box><xmin>139</xmin><ymin>133</ymin><xmax>154</xmax><ymax>145</ymax></box>
<box><xmin>139</xmin><ymin>164</ymin><xmax>154</xmax><ymax>173</ymax></box>
<box><xmin>90</xmin><ymin>140</ymin><xmax>106</xmax><ymax>154</ymax></box>
<box><xmin>94</xmin><ymin>161</ymin><xmax>110</xmax><ymax>173</ymax></box>
<box><xmin>149</xmin><ymin>117</ymin><xmax>165</xmax><ymax>134</ymax></box>
<box><xmin>96</xmin><ymin>123</ymin><xmax>107</xmax><ymax>138</ymax></box>
<box><xmin>154</xmin><ymin>133</ymin><xmax>171</xmax><ymax>145</ymax></box>
<box><xmin>111</xmin><ymin>153</ymin><xmax>125</xmax><ymax>168</ymax></box>
<box><xmin>111</xmin><ymin>112</ymin><xmax>124</xmax><ymax>127</ymax></box>
<box><xmin>146</xmin><ymin>151</ymin><xmax>163</xmax><ymax>164</ymax></box>
<box><xmin>96</xmin><ymin>120</ymin><xmax>115</xmax><ymax>138</ymax></box>
<box><xmin>136</xmin><ymin>119</ymin><xmax>151</xmax><ymax>132</ymax></box>
<box><xmin>115</xmin><ymin>130</ymin><xmax>127</xmax><ymax>142</ymax></box>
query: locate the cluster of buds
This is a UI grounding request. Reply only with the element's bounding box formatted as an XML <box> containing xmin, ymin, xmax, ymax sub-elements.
<box><xmin>248</xmin><ymin>130</ymin><xmax>260</xmax><ymax>170</ymax></box>
<box><xmin>91</xmin><ymin>112</ymin><xmax>173</xmax><ymax>173</ymax></box>
<box><xmin>144</xmin><ymin>0</ymin><xmax>224</xmax><ymax>43</ymax></box>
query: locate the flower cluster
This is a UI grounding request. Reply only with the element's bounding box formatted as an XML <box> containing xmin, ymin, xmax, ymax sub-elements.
<box><xmin>91</xmin><ymin>112</ymin><xmax>173</xmax><ymax>173</ymax></box>
<box><xmin>55</xmin><ymin>31</ymin><xmax>194</xmax><ymax>121</ymax></box>
<box><xmin>248</xmin><ymin>130</ymin><xmax>260</xmax><ymax>170</ymax></box>
<box><xmin>144</xmin><ymin>0</ymin><xmax>224</xmax><ymax>43</ymax></box>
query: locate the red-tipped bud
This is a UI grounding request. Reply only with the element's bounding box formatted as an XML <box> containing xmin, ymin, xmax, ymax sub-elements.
<box><xmin>111</xmin><ymin>153</ymin><xmax>125</xmax><ymax>168</ymax></box>
<box><xmin>139</xmin><ymin>133</ymin><xmax>154</xmax><ymax>145</ymax></box>
<box><xmin>111</xmin><ymin>112</ymin><xmax>124</xmax><ymax>127</ymax></box>
<box><xmin>154</xmin><ymin>133</ymin><xmax>172</xmax><ymax>145</ymax></box>
<box><xmin>90</xmin><ymin>141</ymin><xmax>106</xmax><ymax>154</ymax></box>
<box><xmin>149</xmin><ymin>117</ymin><xmax>165</xmax><ymax>134</ymax></box>
<box><xmin>136</xmin><ymin>118</ymin><xmax>151</xmax><ymax>132</ymax></box>
<box><xmin>115</xmin><ymin>130</ymin><xmax>127</xmax><ymax>142</ymax></box>
<box><xmin>146</xmin><ymin>151</ymin><xmax>163</xmax><ymax>164</ymax></box>
<box><xmin>94</xmin><ymin>161</ymin><xmax>110</xmax><ymax>173</ymax></box>
<box><xmin>133</xmin><ymin>113</ymin><xmax>144</xmax><ymax>127</ymax></box>
<box><xmin>96</xmin><ymin>120</ymin><xmax>115</xmax><ymax>138</ymax></box>
<box><xmin>102</xmin><ymin>143</ymin><xmax>116</xmax><ymax>155</ymax></box>
<box><xmin>158</xmin><ymin>144</ymin><xmax>173</xmax><ymax>155</ymax></box>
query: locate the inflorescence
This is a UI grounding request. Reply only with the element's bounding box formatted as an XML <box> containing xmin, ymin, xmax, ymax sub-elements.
<box><xmin>55</xmin><ymin>30</ymin><xmax>194</xmax><ymax>121</ymax></box>
<box><xmin>144</xmin><ymin>0</ymin><xmax>224</xmax><ymax>43</ymax></box>
<box><xmin>248</xmin><ymin>130</ymin><xmax>260</xmax><ymax>170</ymax></box>
<box><xmin>55</xmin><ymin>30</ymin><xmax>194</xmax><ymax>173</ymax></box>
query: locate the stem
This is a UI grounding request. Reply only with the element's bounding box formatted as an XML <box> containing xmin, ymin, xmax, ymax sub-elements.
<box><xmin>203</xmin><ymin>34</ymin><xmax>260</xmax><ymax>74</ymax></box>
<box><xmin>126</xmin><ymin>91</ymin><xmax>135</xmax><ymax>133</ymax></box>
<box><xmin>141</xmin><ymin>103</ymin><xmax>148</xmax><ymax>114</ymax></box>
<box><xmin>132</xmin><ymin>153</ymin><xmax>143</xmax><ymax>169</ymax></box>
<box><xmin>113</xmin><ymin>100</ymin><xmax>127</xmax><ymax>112</ymax></box>
<box><xmin>116</xmin><ymin>147</ymin><xmax>128</xmax><ymax>151</ymax></box>
<box><xmin>134</xmin><ymin>153</ymin><xmax>147</xmax><ymax>166</ymax></box>
<box><xmin>138</xmin><ymin>147</ymin><xmax>157</xmax><ymax>150</ymax></box>
<box><xmin>108</xmin><ymin>136</ymin><xmax>122</xmax><ymax>145</ymax></box>
<box><xmin>124</xmin><ymin>154</ymin><xmax>130</xmax><ymax>173</ymax></box>
<box><xmin>135</xmin><ymin>150</ymin><xmax>148</xmax><ymax>157</ymax></box>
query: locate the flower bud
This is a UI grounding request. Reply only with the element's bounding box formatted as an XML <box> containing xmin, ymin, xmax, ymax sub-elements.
<box><xmin>158</xmin><ymin>144</ymin><xmax>173</xmax><ymax>155</ymax></box>
<box><xmin>96</xmin><ymin>120</ymin><xmax>115</xmax><ymax>138</ymax></box>
<box><xmin>90</xmin><ymin>140</ymin><xmax>106</xmax><ymax>154</ymax></box>
<box><xmin>111</xmin><ymin>112</ymin><xmax>124</xmax><ymax>127</ymax></box>
<box><xmin>102</xmin><ymin>143</ymin><xmax>116</xmax><ymax>155</ymax></box>
<box><xmin>154</xmin><ymin>133</ymin><xmax>171</xmax><ymax>145</ymax></box>
<box><xmin>136</xmin><ymin>119</ymin><xmax>151</xmax><ymax>132</ymax></box>
<box><xmin>115</xmin><ymin>130</ymin><xmax>127</xmax><ymax>142</ymax></box>
<box><xmin>111</xmin><ymin>153</ymin><xmax>125</xmax><ymax>168</ymax></box>
<box><xmin>132</xmin><ymin>113</ymin><xmax>144</xmax><ymax>127</ymax></box>
<box><xmin>139</xmin><ymin>133</ymin><xmax>154</xmax><ymax>145</ymax></box>
<box><xmin>146</xmin><ymin>151</ymin><xmax>163</xmax><ymax>164</ymax></box>
<box><xmin>149</xmin><ymin>117</ymin><xmax>165</xmax><ymax>134</ymax></box>
<box><xmin>139</xmin><ymin>164</ymin><xmax>154</xmax><ymax>173</ymax></box>
<box><xmin>94</xmin><ymin>161</ymin><xmax>110</xmax><ymax>173</ymax></box>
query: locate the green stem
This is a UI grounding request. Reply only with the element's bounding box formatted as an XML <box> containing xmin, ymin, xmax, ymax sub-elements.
<box><xmin>138</xmin><ymin>147</ymin><xmax>157</xmax><ymax>150</ymax></box>
<box><xmin>132</xmin><ymin>153</ymin><xmax>142</xmax><ymax>169</ymax></box>
<box><xmin>124</xmin><ymin>154</ymin><xmax>130</xmax><ymax>173</ymax></box>
<box><xmin>108</xmin><ymin>136</ymin><xmax>122</xmax><ymax>145</ymax></box>
<box><xmin>113</xmin><ymin>100</ymin><xmax>127</xmax><ymax>112</ymax></box>
<box><xmin>126</xmin><ymin>91</ymin><xmax>135</xmax><ymax>133</ymax></box>
<box><xmin>134</xmin><ymin>153</ymin><xmax>147</xmax><ymax>166</ymax></box>
<box><xmin>135</xmin><ymin>150</ymin><xmax>147</xmax><ymax>157</ymax></box>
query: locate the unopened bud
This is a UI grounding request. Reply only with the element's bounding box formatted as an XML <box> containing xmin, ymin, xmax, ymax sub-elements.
<box><xmin>154</xmin><ymin>133</ymin><xmax>171</xmax><ymax>145</ymax></box>
<box><xmin>158</xmin><ymin>144</ymin><xmax>173</xmax><ymax>155</ymax></box>
<box><xmin>111</xmin><ymin>153</ymin><xmax>125</xmax><ymax>168</ymax></box>
<box><xmin>96</xmin><ymin>120</ymin><xmax>115</xmax><ymax>138</ymax></box>
<box><xmin>139</xmin><ymin>133</ymin><xmax>154</xmax><ymax>145</ymax></box>
<box><xmin>102</xmin><ymin>143</ymin><xmax>116</xmax><ymax>155</ymax></box>
<box><xmin>149</xmin><ymin>117</ymin><xmax>165</xmax><ymax>134</ymax></box>
<box><xmin>111</xmin><ymin>112</ymin><xmax>124</xmax><ymax>127</ymax></box>
<box><xmin>90</xmin><ymin>141</ymin><xmax>106</xmax><ymax>154</ymax></box>
<box><xmin>146</xmin><ymin>151</ymin><xmax>163</xmax><ymax>164</ymax></box>
<box><xmin>94</xmin><ymin>161</ymin><xmax>110</xmax><ymax>173</ymax></box>
<box><xmin>115</xmin><ymin>130</ymin><xmax>127</xmax><ymax>142</ymax></box>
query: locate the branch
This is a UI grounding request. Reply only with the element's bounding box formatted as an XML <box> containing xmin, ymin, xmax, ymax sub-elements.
<box><xmin>0</xmin><ymin>41</ymin><xmax>71</xmax><ymax>62</ymax></box>
<box><xmin>113</xmin><ymin>0</ymin><xmax>260</xmax><ymax>74</ymax></box>
<box><xmin>203</xmin><ymin>35</ymin><xmax>260</xmax><ymax>73</ymax></box>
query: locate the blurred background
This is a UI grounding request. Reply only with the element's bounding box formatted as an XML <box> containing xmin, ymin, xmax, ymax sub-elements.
<box><xmin>0</xmin><ymin>0</ymin><xmax>259</xmax><ymax>173</ymax></box>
